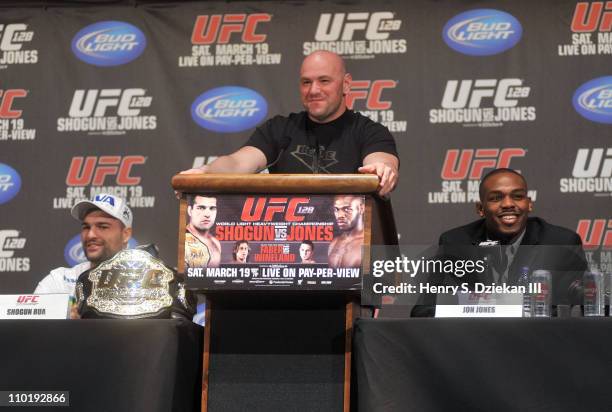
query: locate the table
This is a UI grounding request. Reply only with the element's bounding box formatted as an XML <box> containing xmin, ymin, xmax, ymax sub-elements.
<box><xmin>354</xmin><ymin>318</ymin><xmax>612</xmax><ymax>412</ymax></box>
<box><xmin>0</xmin><ymin>319</ymin><xmax>203</xmax><ymax>412</ymax></box>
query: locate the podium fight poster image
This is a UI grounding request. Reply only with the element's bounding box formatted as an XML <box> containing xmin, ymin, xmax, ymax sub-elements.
<box><xmin>184</xmin><ymin>194</ymin><xmax>365</xmax><ymax>290</ymax></box>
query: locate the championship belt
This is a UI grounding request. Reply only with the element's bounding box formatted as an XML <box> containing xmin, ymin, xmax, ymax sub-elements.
<box><xmin>76</xmin><ymin>248</ymin><xmax>195</xmax><ymax>319</ymax></box>
<box><xmin>185</xmin><ymin>231</ymin><xmax>211</xmax><ymax>268</ymax></box>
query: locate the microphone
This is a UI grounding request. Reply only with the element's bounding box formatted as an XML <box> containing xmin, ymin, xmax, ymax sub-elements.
<box><xmin>313</xmin><ymin>140</ymin><xmax>320</xmax><ymax>173</ymax></box>
<box><xmin>477</xmin><ymin>240</ymin><xmax>500</xmax><ymax>247</ymax></box>
<box><xmin>476</xmin><ymin>240</ymin><xmax>509</xmax><ymax>281</ymax></box>
<box><xmin>256</xmin><ymin>136</ymin><xmax>291</xmax><ymax>173</ymax></box>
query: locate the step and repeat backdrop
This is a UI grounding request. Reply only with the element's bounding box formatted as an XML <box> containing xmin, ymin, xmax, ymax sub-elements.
<box><xmin>0</xmin><ymin>0</ymin><xmax>610</xmax><ymax>293</ymax></box>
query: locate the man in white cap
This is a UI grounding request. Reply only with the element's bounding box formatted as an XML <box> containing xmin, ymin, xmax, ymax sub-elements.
<box><xmin>34</xmin><ymin>193</ymin><xmax>133</xmax><ymax>295</ymax></box>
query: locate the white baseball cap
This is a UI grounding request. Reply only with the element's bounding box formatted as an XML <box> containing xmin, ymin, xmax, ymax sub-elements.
<box><xmin>71</xmin><ymin>193</ymin><xmax>133</xmax><ymax>228</ymax></box>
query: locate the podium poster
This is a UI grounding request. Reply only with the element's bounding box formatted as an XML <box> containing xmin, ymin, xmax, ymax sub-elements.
<box><xmin>183</xmin><ymin>194</ymin><xmax>365</xmax><ymax>290</ymax></box>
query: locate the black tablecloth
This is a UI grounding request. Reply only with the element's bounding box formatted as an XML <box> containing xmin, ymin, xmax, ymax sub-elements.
<box><xmin>0</xmin><ymin>319</ymin><xmax>203</xmax><ymax>412</ymax></box>
<box><xmin>354</xmin><ymin>318</ymin><xmax>612</xmax><ymax>412</ymax></box>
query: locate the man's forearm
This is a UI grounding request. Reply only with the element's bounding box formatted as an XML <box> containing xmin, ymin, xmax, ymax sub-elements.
<box><xmin>363</xmin><ymin>152</ymin><xmax>399</xmax><ymax>171</ymax></box>
<box><xmin>360</xmin><ymin>152</ymin><xmax>400</xmax><ymax>196</ymax></box>
<box><xmin>190</xmin><ymin>146</ymin><xmax>267</xmax><ymax>174</ymax></box>
<box><xmin>201</xmin><ymin>155</ymin><xmax>250</xmax><ymax>173</ymax></box>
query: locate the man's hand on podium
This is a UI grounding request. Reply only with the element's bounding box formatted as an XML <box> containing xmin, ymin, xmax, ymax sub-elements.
<box><xmin>175</xmin><ymin>149</ymin><xmax>399</xmax><ymax>197</ymax></box>
<box><xmin>175</xmin><ymin>166</ymin><xmax>207</xmax><ymax>198</ymax></box>
<box><xmin>359</xmin><ymin>152</ymin><xmax>399</xmax><ymax>198</ymax></box>
<box><xmin>179</xmin><ymin>167</ymin><xmax>207</xmax><ymax>175</ymax></box>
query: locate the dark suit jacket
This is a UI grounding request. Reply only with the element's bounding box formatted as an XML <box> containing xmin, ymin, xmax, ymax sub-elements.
<box><xmin>411</xmin><ymin>217</ymin><xmax>587</xmax><ymax>317</ymax></box>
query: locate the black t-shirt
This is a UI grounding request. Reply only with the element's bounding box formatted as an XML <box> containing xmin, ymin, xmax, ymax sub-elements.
<box><xmin>243</xmin><ymin>110</ymin><xmax>398</xmax><ymax>173</ymax></box>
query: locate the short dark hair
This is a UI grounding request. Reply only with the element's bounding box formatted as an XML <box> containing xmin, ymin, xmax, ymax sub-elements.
<box><xmin>300</xmin><ymin>240</ymin><xmax>314</xmax><ymax>251</ymax></box>
<box><xmin>479</xmin><ymin>168</ymin><xmax>527</xmax><ymax>200</ymax></box>
<box><xmin>188</xmin><ymin>194</ymin><xmax>216</xmax><ymax>207</ymax></box>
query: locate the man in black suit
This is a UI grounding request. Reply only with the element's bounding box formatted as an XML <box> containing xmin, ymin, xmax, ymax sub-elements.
<box><xmin>412</xmin><ymin>168</ymin><xmax>587</xmax><ymax>317</ymax></box>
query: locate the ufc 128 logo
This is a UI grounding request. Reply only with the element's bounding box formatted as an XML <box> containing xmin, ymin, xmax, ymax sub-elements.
<box><xmin>0</xmin><ymin>24</ymin><xmax>33</xmax><ymax>51</ymax></box>
<box><xmin>68</xmin><ymin>89</ymin><xmax>152</xmax><ymax>117</ymax></box>
<box><xmin>0</xmin><ymin>230</ymin><xmax>26</xmax><ymax>258</ymax></box>
<box><xmin>314</xmin><ymin>12</ymin><xmax>400</xmax><ymax>41</ymax></box>
<box><xmin>577</xmin><ymin>219</ymin><xmax>612</xmax><ymax>249</ymax></box>
<box><xmin>0</xmin><ymin>89</ymin><xmax>27</xmax><ymax>118</ymax></box>
<box><xmin>241</xmin><ymin>197</ymin><xmax>310</xmax><ymax>222</ymax></box>
<box><xmin>441</xmin><ymin>79</ymin><xmax>530</xmax><ymax>108</ymax></box>
<box><xmin>571</xmin><ymin>2</ymin><xmax>612</xmax><ymax>32</ymax></box>
<box><xmin>572</xmin><ymin>148</ymin><xmax>612</xmax><ymax>178</ymax></box>
<box><xmin>191</xmin><ymin>14</ymin><xmax>271</xmax><ymax>44</ymax></box>
<box><xmin>346</xmin><ymin>80</ymin><xmax>395</xmax><ymax>110</ymax></box>
<box><xmin>66</xmin><ymin>156</ymin><xmax>145</xmax><ymax>186</ymax></box>
<box><xmin>441</xmin><ymin>148</ymin><xmax>526</xmax><ymax>180</ymax></box>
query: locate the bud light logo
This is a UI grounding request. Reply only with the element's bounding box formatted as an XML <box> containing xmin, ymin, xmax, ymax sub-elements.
<box><xmin>64</xmin><ymin>234</ymin><xmax>138</xmax><ymax>266</ymax></box>
<box><xmin>64</xmin><ymin>234</ymin><xmax>85</xmax><ymax>266</ymax></box>
<box><xmin>443</xmin><ymin>9</ymin><xmax>522</xmax><ymax>56</ymax></box>
<box><xmin>0</xmin><ymin>163</ymin><xmax>21</xmax><ymax>204</ymax></box>
<box><xmin>71</xmin><ymin>21</ymin><xmax>146</xmax><ymax>67</ymax></box>
<box><xmin>191</xmin><ymin>86</ymin><xmax>268</xmax><ymax>133</ymax></box>
<box><xmin>573</xmin><ymin>76</ymin><xmax>612</xmax><ymax>124</ymax></box>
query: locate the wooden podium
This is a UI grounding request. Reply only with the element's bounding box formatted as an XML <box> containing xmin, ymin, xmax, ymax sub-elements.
<box><xmin>172</xmin><ymin>174</ymin><xmax>397</xmax><ymax>412</ymax></box>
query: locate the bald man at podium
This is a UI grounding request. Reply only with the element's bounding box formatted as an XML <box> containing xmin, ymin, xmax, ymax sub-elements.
<box><xmin>181</xmin><ymin>50</ymin><xmax>399</xmax><ymax>197</ymax></box>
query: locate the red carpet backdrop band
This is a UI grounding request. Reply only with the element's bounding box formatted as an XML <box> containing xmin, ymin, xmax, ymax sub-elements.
<box><xmin>0</xmin><ymin>0</ymin><xmax>610</xmax><ymax>293</ymax></box>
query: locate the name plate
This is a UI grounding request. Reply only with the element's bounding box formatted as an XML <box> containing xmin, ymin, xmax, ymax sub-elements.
<box><xmin>435</xmin><ymin>292</ymin><xmax>523</xmax><ymax>318</ymax></box>
<box><xmin>435</xmin><ymin>304</ymin><xmax>523</xmax><ymax>318</ymax></box>
<box><xmin>0</xmin><ymin>294</ymin><xmax>70</xmax><ymax>319</ymax></box>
